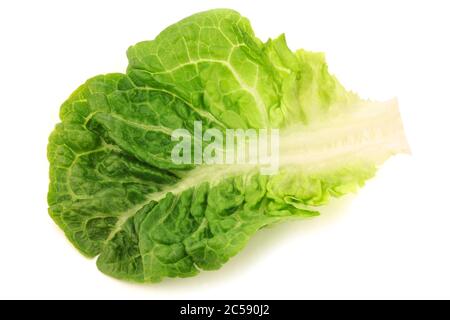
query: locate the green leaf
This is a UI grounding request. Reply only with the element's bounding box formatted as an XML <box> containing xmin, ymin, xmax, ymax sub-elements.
<box><xmin>48</xmin><ymin>9</ymin><xmax>409</xmax><ymax>282</ymax></box>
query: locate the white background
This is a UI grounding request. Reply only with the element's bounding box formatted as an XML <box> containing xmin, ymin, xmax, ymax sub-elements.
<box><xmin>1</xmin><ymin>0</ymin><xmax>449</xmax><ymax>299</ymax></box>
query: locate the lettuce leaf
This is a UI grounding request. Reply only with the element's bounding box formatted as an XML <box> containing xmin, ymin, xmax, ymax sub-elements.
<box><xmin>47</xmin><ymin>9</ymin><xmax>409</xmax><ymax>282</ymax></box>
